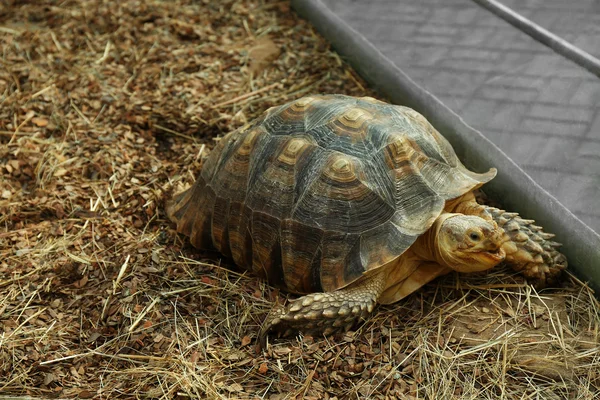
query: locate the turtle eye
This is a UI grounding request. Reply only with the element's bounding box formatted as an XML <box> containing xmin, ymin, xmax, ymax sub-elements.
<box><xmin>469</xmin><ymin>231</ymin><xmax>481</xmax><ymax>242</ymax></box>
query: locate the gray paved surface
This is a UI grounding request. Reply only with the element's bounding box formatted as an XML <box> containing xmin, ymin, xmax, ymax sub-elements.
<box><xmin>321</xmin><ymin>0</ymin><xmax>600</xmax><ymax>233</ymax></box>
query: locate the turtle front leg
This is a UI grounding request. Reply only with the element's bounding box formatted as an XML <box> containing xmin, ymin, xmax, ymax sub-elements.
<box><xmin>258</xmin><ymin>271</ymin><xmax>387</xmax><ymax>348</ymax></box>
<box><xmin>452</xmin><ymin>193</ymin><xmax>567</xmax><ymax>285</ymax></box>
<box><xmin>484</xmin><ymin>206</ymin><xmax>567</xmax><ymax>284</ymax></box>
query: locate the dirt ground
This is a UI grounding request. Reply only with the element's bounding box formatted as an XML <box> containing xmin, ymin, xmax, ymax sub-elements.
<box><xmin>1</xmin><ymin>0</ymin><xmax>599</xmax><ymax>399</ymax></box>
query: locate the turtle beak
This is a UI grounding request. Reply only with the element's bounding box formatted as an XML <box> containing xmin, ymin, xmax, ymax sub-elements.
<box><xmin>482</xmin><ymin>233</ymin><xmax>507</xmax><ymax>263</ymax></box>
<box><xmin>484</xmin><ymin>245</ymin><xmax>506</xmax><ymax>263</ymax></box>
<box><xmin>466</xmin><ymin>239</ymin><xmax>505</xmax><ymax>264</ymax></box>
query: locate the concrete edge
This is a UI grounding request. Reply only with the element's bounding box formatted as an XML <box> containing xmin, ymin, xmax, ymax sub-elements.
<box><xmin>291</xmin><ymin>0</ymin><xmax>600</xmax><ymax>291</ymax></box>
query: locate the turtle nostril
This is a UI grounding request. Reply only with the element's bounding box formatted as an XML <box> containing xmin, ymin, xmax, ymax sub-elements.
<box><xmin>487</xmin><ymin>239</ymin><xmax>501</xmax><ymax>252</ymax></box>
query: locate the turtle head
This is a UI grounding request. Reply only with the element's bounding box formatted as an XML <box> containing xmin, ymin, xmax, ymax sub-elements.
<box><xmin>435</xmin><ymin>214</ymin><xmax>506</xmax><ymax>273</ymax></box>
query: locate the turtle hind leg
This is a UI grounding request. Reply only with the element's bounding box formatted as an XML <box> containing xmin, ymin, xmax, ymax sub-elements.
<box><xmin>258</xmin><ymin>271</ymin><xmax>386</xmax><ymax>349</ymax></box>
<box><xmin>488</xmin><ymin>207</ymin><xmax>567</xmax><ymax>285</ymax></box>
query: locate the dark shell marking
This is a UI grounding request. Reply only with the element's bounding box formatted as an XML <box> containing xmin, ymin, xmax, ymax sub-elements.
<box><xmin>168</xmin><ymin>95</ymin><xmax>495</xmax><ymax>294</ymax></box>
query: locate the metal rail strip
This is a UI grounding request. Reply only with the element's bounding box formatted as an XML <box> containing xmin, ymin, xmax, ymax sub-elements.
<box><xmin>473</xmin><ymin>0</ymin><xmax>600</xmax><ymax>79</ymax></box>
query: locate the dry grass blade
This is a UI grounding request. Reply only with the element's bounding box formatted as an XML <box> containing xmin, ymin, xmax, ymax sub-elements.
<box><xmin>0</xmin><ymin>0</ymin><xmax>598</xmax><ymax>399</ymax></box>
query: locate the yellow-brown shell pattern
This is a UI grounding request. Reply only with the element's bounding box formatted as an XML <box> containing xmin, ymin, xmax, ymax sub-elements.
<box><xmin>168</xmin><ymin>95</ymin><xmax>495</xmax><ymax>294</ymax></box>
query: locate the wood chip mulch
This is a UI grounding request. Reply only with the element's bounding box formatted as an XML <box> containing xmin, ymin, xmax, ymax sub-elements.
<box><xmin>1</xmin><ymin>0</ymin><xmax>599</xmax><ymax>398</ymax></box>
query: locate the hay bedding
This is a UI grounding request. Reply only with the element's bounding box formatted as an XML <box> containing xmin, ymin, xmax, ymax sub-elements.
<box><xmin>0</xmin><ymin>0</ymin><xmax>598</xmax><ymax>398</ymax></box>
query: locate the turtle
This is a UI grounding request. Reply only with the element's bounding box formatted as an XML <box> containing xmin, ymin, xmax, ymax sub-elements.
<box><xmin>167</xmin><ymin>94</ymin><xmax>567</xmax><ymax>347</ymax></box>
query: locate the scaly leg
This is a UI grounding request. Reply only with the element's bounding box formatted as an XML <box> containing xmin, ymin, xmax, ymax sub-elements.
<box><xmin>452</xmin><ymin>193</ymin><xmax>567</xmax><ymax>285</ymax></box>
<box><xmin>259</xmin><ymin>269</ymin><xmax>387</xmax><ymax>348</ymax></box>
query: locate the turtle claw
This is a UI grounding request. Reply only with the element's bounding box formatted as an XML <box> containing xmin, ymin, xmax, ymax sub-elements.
<box><xmin>538</xmin><ymin>232</ymin><xmax>556</xmax><ymax>240</ymax></box>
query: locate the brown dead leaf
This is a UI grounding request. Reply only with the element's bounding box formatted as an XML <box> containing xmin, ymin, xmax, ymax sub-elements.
<box><xmin>248</xmin><ymin>36</ymin><xmax>280</xmax><ymax>74</ymax></box>
<box><xmin>241</xmin><ymin>335</ymin><xmax>251</xmax><ymax>347</ymax></box>
<box><xmin>78</xmin><ymin>389</ymin><xmax>94</xmax><ymax>399</ymax></box>
<box><xmin>73</xmin><ymin>274</ymin><xmax>88</xmax><ymax>288</ymax></box>
<box><xmin>32</xmin><ymin>117</ymin><xmax>49</xmax><ymax>127</ymax></box>
<box><xmin>225</xmin><ymin>383</ymin><xmax>243</xmax><ymax>393</ymax></box>
<box><xmin>54</xmin><ymin>168</ymin><xmax>68</xmax><ymax>177</ymax></box>
<box><xmin>273</xmin><ymin>346</ymin><xmax>292</xmax><ymax>357</ymax></box>
<box><xmin>258</xmin><ymin>362</ymin><xmax>268</xmax><ymax>374</ymax></box>
<box><xmin>44</xmin><ymin>372</ymin><xmax>55</xmax><ymax>385</ymax></box>
<box><xmin>153</xmin><ymin>333</ymin><xmax>164</xmax><ymax>343</ymax></box>
<box><xmin>87</xmin><ymin>332</ymin><xmax>101</xmax><ymax>343</ymax></box>
<box><xmin>226</xmin><ymin>351</ymin><xmax>244</xmax><ymax>361</ymax></box>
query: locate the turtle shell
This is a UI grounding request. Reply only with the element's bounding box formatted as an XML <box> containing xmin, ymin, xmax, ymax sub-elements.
<box><xmin>168</xmin><ymin>95</ymin><xmax>495</xmax><ymax>294</ymax></box>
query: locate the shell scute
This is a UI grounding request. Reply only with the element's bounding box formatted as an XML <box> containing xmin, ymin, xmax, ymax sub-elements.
<box><xmin>250</xmin><ymin>210</ymin><xmax>285</xmax><ymax>287</ymax></box>
<box><xmin>292</xmin><ymin>151</ymin><xmax>395</xmax><ymax>234</ymax></box>
<box><xmin>227</xmin><ymin>202</ymin><xmax>253</xmax><ymax>269</ymax></box>
<box><xmin>280</xmin><ymin>218</ymin><xmax>324</xmax><ymax>293</ymax></box>
<box><xmin>245</xmin><ymin>135</ymin><xmax>318</xmax><ymax>219</ymax></box>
